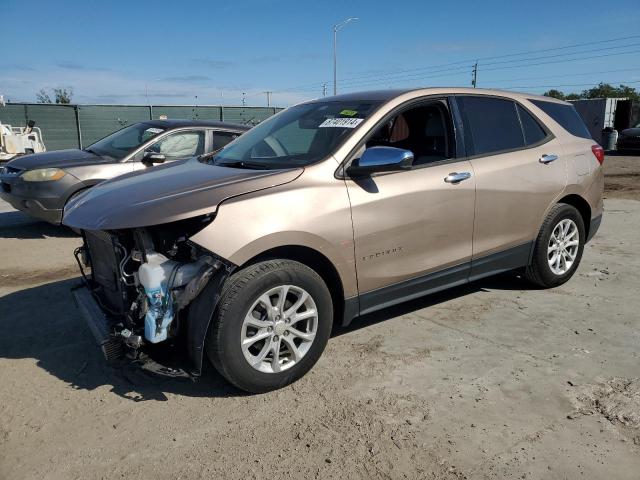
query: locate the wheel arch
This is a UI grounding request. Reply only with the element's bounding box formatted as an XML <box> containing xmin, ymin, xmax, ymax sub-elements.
<box><xmin>241</xmin><ymin>245</ymin><xmax>347</xmax><ymax>330</ymax></box>
<box><xmin>556</xmin><ymin>193</ymin><xmax>592</xmax><ymax>238</ymax></box>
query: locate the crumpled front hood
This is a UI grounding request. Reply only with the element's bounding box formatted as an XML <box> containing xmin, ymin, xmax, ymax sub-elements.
<box><xmin>7</xmin><ymin>149</ymin><xmax>108</xmax><ymax>170</ymax></box>
<box><xmin>63</xmin><ymin>158</ymin><xmax>303</xmax><ymax>230</ymax></box>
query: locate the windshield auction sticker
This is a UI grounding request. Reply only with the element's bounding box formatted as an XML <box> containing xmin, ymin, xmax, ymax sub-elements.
<box><xmin>319</xmin><ymin>118</ymin><xmax>364</xmax><ymax>128</ymax></box>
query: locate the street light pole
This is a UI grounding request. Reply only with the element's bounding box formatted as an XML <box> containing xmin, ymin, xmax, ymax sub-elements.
<box><xmin>333</xmin><ymin>17</ymin><xmax>358</xmax><ymax>96</ymax></box>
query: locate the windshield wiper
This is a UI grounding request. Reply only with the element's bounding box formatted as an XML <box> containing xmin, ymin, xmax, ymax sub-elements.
<box><xmin>215</xmin><ymin>160</ymin><xmax>271</xmax><ymax>170</ymax></box>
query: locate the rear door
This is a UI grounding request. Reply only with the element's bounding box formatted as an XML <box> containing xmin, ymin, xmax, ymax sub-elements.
<box><xmin>455</xmin><ymin>95</ymin><xmax>566</xmax><ymax>278</ymax></box>
<box><xmin>210</xmin><ymin>130</ymin><xmax>242</xmax><ymax>151</ymax></box>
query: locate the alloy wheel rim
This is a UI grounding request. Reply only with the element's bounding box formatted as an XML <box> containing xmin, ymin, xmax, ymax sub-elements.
<box><xmin>547</xmin><ymin>218</ymin><xmax>579</xmax><ymax>275</ymax></box>
<box><xmin>241</xmin><ymin>285</ymin><xmax>318</xmax><ymax>374</ymax></box>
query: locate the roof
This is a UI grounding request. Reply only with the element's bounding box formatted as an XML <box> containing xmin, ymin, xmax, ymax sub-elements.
<box><xmin>143</xmin><ymin>119</ymin><xmax>251</xmax><ymax>131</ymax></box>
<box><xmin>306</xmin><ymin>87</ymin><xmax>572</xmax><ymax>105</ymax></box>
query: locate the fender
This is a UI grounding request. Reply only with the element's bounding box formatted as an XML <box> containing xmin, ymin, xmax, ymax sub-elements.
<box><xmin>186</xmin><ymin>258</ymin><xmax>236</xmax><ymax>375</ymax></box>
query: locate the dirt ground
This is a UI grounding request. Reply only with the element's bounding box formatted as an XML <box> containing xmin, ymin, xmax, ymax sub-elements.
<box><xmin>1</xmin><ymin>154</ymin><xmax>639</xmax><ymax>479</ymax></box>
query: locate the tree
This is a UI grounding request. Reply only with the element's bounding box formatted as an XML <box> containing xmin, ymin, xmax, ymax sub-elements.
<box><xmin>53</xmin><ymin>87</ymin><xmax>73</xmax><ymax>104</ymax></box>
<box><xmin>580</xmin><ymin>83</ymin><xmax>639</xmax><ymax>101</ymax></box>
<box><xmin>36</xmin><ymin>89</ymin><xmax>52</xmax><ymax>103</ymax></box>
<box><xmin>543</xmin><ymin>89</ymin><xmax>565</xmax><ymax>100</ymax></box>
<box><xmin>35</xmin><ymin>87</ymin><xmax>74</xmax><ymax>104</ymax></box>
<box><xmin>540</xmin><ymin>83</ymin><xmax>639</xmax><ymax>102</ymax></box>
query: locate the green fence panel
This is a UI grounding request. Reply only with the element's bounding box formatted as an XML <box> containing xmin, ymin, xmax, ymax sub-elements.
<box><xmin>151</xmin><ymin>106</ymin><xmax>223</xmax><ymax>121</ymax></box>
<box><xmin>222</xmin><ymin>107</ymin><xmax>277</xmax><ymax>125</ymax></box>
<box><xmin>0</xmin><ymin>104</ymin><xmax>28</xmax><ymax>127</ymax></box>
<box><xmin>1</xmin><ymin>104</ymin><xmax>284</xmax><ymax>152</ymax></box>
<box><xmin>78</xmin><ymin>105</ymin><xmax>151</xmax><ymax>147</ymax></box>
<box><xmin>25</xmin><ymin>104</ymin><xmax>79</xmax><ymax>150</ymax></box>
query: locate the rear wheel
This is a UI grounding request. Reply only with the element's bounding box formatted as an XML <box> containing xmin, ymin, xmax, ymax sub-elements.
<box><xmin>206</xmin><ymin>259</ymin><xmax>333</xmax><ymax>393</ymax></box>
<box><xmin>525</xmin><ymin>203</ymin><xmax>585</xmax><ymax>288</ymax></box>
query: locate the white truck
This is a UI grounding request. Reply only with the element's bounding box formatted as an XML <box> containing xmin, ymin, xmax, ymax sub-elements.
<box><xmin>0</xmin><ymin>120</ymin><xmax>46</xmax><ymax>163</ymax></box>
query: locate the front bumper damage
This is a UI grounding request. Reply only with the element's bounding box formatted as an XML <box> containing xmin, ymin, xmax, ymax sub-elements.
<box><xmin>71</xmin><ymin>226</ymin><xmax>234</xmax><ymax>378</ymax></box>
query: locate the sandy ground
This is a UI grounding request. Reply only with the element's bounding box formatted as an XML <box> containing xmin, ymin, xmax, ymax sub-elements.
<box><xmin>0</xmin><ymin>155</ymin><xmax>639</xmax><ymax>479</ymax></box>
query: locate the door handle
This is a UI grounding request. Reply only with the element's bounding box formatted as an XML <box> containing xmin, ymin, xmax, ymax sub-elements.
<box><xmin>539</xmin><ymin>153</ymin><xmax>559</xmax><ymax>164</ymax></box>
<box><xmin>444</xmin><ymin>172</ymin><xmax>472</xmax><ymax>184</ymax></box>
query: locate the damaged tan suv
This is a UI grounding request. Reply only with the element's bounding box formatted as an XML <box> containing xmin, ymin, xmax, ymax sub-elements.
<box><xmin>65</xmin><ymin>88</ymin><xmax>604</xmax><ymax>393</ymax></box>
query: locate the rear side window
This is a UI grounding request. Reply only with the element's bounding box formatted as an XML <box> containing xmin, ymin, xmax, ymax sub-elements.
<box><xmin>517</xmin><ymin>104</ymin><xmax>547</xmax><ymax>146</ymax></box>
<box><xmin>456</xmin><ymin>96</ymin><xmax>524</xmax><ymax>156</ymax></box>
<box><xmin>529</xmin><ymin>99</ymin><xmax>592</xmax><ymax>139</ymax></box>
<box><xmin>211</xmin><ymin>131</ymin><xmax>239</xmax><ymax>150</ymax></box>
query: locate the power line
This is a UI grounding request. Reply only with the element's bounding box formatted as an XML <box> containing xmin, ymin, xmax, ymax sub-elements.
<box><xmin>484</xmin><ymin>67</ymin><xmax>640</xmax><ymax>85</ymax></box>
<box><xmin>271</xmin><ymin>34</ymin><xmax>640</xmax><ymax>95</ymax></box>
<box><xmin>340</xmin><ymin>34</ymin><xmax>640</xmax><ymax>84</ymax></box>
<box><xmin>479</xmin><ymin>41</ymin><xmax>640</xmax><ymax>67</ymax></box>
<box><xmin>293</xmin><ymin>43</ymin><xmax>640</xmax><ymax>95</ymax></box>
<box><xmin>336</xmin><ymin>49</ymin><xmax>640</xmax><ymax>92</ymax></box>
<box><xmin>499</xmin><ymin>79</ymin><xmax>640</xmax><ymax>90</ymax></box>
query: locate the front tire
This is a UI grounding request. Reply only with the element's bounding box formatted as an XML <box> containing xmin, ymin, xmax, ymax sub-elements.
<box><xmin>525</xmin><ymin>203</ymin><xmax>585</xmax><ymax>288</ymax></box>
<box><xmin>206</xmin><ymin>259</ymin><xmax>333</xmax><ymax>393</ymax></box>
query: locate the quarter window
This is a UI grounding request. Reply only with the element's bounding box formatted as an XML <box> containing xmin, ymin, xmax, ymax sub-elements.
<box><xmin>529</xmin><ymin>99</ymin><xmax>592</xmax><ymax>139</ymax></box>
<box><xmin>456</xmin><ymin>96</ymin><xmax>524</xmax><ymax>156</ymax></box>
<box><xmin>517</xmin><ymin>104</ymin><xmax>547</xmax><ymax>146</ymax></box>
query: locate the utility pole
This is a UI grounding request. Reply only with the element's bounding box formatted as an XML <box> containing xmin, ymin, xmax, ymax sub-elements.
<box><xmin>242</xmin><ymin>92</ymin><xmax>246</xmax><ymax>106</ymax></box>
<box><xmin>322</xmin><ymin>83</ymin><xmax>327</xmax><ymax>97</ymax></box>
<box><xmin>333</xmin><ymin>17</ymin><xmax>358</xmax><ymax>96</ymax></box>
<box><xmin>471</xmin><ymin>61</ymin><xmax>478</xmax><ymax>88</ymax></box>
<box><xmin>264</xmin><ymin>91</ymin><xmax>272</xmax><ymax>107</ymax></box>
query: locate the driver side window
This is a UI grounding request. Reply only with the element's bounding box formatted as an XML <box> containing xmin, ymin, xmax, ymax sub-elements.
<box><xmin>366</xmin><ymin>100</ymin><xmax>456</xmax><ymax>166</ymax></box>
<box><xmin>135</xmin><ymin>130</ymin><xmax>205</xmax><ymax>161</ymax></box>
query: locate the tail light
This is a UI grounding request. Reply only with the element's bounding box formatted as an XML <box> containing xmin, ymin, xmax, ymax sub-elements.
<box><xmin>591</xmin><ymin>145</ymin><xmax>605</xmax><ymax>165</ymax></box>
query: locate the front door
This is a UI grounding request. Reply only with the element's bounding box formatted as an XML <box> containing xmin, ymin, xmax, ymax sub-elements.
<box><xmin>345</xmin><ymin>99</ymin><xmax>476</xmax><ymax>314</ymax></box>
<box><xmin>131</xmin><ymin>129</ymin><xmax>206</xmax><ymax>171</ymax></box>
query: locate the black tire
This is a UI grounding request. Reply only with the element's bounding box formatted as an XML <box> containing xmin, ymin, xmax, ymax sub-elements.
<box><xmin>206</xmin><ymin>259</ymin><xmax>333</xmax><ymax>393</ymax></box>
<box><xmin>525</xmin><ymin>203</ymin><xmax>585</xmax><ymax>288</ymax></box>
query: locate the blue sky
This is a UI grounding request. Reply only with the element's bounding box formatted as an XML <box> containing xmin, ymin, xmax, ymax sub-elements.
<box><xmin>1</xmin><ymin>0</ymin><xmax>639</xmax><ymax>106</ymax></box>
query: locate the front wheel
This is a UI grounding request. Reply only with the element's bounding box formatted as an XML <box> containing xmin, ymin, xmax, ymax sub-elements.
<box><xmin>525</xmin><ymin>203</ymin><xmax>585</xmax><ymax>288</ymax></box>
<box><xmin>206</xmin><ymin>259</ymin><xmax>333</xmax><ymax>393</ymax></box>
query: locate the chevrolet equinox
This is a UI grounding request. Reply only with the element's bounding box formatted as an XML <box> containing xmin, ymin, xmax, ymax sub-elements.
<box><xmin>64</xmin><ymin>88</ymin><xmax>604</xmax><ymax>393</ymax></box>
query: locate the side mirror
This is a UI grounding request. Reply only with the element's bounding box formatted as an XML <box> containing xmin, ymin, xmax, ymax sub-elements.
<box><xmin>142</xmin><ymin>151</ymin><xmax>166</xmax><ymax>166</ymax></box>
<box><xmin>27</xmin><ymin>120</ymin><xmax>36</xmax><ymax>128</ymax></box>
<box><xmin>347</xmin><ymin>146</ymin><xmax>414</xmax><ymax>177</ymax></box>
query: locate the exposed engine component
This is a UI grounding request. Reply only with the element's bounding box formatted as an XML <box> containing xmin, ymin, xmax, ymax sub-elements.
<box><xmin>75</xmin><ymin>223</ymin><xmax>225</xmax><ymax>367</ymax></box>
<box><xmin>137</xmin><ymin>252</ymin><xmax>219</xmax><ymax>343</ymax></box>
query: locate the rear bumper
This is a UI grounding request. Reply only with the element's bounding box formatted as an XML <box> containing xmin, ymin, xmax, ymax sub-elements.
<box><xmin>72</xmin><ymin>284</ymin><xmax>124</xmax><ymax>360</ymax></box>
<box><xmin>587</xmin><ymin>214</ymin><xmax>602</xmax><ymax>243</ymax></box>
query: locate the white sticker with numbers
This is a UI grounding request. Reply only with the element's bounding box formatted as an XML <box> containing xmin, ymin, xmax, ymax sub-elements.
<box><xmin>318</xmin><ymin>117</ymin><xmax>364</xmax><ymax>128</ymax></box>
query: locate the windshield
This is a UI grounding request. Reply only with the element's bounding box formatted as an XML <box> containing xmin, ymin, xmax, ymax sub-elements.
<box><xmin>210</xmin><ymin>101</ymin><xmax>381</xmax><ymax>168</ymax></box>
<box><xmin>85</xmin><ymin>123</ymin><xmax>166</xmax><ymax>160</ymax></box>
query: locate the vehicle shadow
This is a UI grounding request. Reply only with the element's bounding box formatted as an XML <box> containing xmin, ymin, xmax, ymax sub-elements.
<box><xmin>0</xmin><ymin>278</ymin><xmax>241</xmax><ymax>402</ymax></box>
<box><xmin>0</xmin><ymin>211</ymin><xmax>77</xmax><ymax>239</ymax></box>
<box><xmin>335</xmin><ymin>271</ymin><xmax>528</xmax><ymax>336</ymax></box>
<box><xmin>0</xmin><ymin>273</ymin><xmax>527</xmax><ymax>402</ymax></box>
